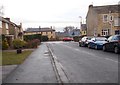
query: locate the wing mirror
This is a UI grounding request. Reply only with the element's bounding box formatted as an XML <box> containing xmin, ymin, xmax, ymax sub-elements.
<box><xmin>105</xmin><ymin>39</ymin><xmax>109</xmax><ymax>42</ymax></box>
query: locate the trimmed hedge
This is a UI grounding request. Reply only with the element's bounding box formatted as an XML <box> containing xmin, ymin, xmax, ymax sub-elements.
<box><xmin>41</xmin><ymin>36</ymin><xmax>48</xmax><ymax>42</ymax></box>
<box><xmin>24</xmin><ymin>34</ymin><xmax>48</xmax><ymax>42</ymax></box>
<box><xmin>24</xmin><ymin>34</ymin><xmax>42</xmax><ymax>41</ymax></box>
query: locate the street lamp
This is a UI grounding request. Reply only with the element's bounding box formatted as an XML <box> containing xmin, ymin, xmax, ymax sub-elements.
<box><xmin>79</xmin><ymin>16</ymin><xmax>82</xmax><ymax>36</ymax></box>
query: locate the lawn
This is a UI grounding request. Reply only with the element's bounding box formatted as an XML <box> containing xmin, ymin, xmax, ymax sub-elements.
<box><xmin>1</xmin><ymin>50</ymin><xmax>33</xmax><ymax>66</ymax></box>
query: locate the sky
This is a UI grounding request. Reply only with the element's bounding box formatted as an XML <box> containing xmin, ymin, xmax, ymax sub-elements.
<box><xmin>0</xmin><ymin>0</ymin><xmax>119</xmax><ymax>32</ymax></box>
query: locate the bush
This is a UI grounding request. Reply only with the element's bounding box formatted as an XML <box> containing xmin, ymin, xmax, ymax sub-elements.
<box><xmin>73</xmin><ymin>36</ymin><xmax>80</xmax><ymax>42</ymax></box>
<box><xmin>24</xmin><ymin>34</ymin><xmax>41</xmax><ymax>41</ymax></box>
<box><xmin>2</xmin><ymin>35</ymin><xmax>9</xmax><ymax>50</ymax></box>
<box><xmin>13</xmin><ymin>39</ymin><xmax>26</xmax><ymax>49</ymax></box>
<box><xmin>2</xmin><ymin>40</ymin><xmax>9</xmax><ymax>50</ymax></box>
<box><xmin>26</xmin><ymin>39</ymin><xmax>40</xmax><ymax>48</ymax></box>
<box><xmin>41</xmin><ymin>36</ymin><xmax>48</xmax><ymax>41</ymax></box>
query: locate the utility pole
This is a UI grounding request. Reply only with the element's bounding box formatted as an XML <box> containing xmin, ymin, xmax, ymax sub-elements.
<box><xmin>79</xmin><ymin>16</ymin><xmax>82</xmax><ymax>36</ymax></box>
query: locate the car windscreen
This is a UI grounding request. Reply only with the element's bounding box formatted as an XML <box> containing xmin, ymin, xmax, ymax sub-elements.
<box><xmin>117</xmin><ymin>36</ymin><xmax>120</xmax><ymax>40</ymax></box>
<box><xmin>87</xmin><ymin>37</ymin><xmax>92</xmax><ymax>40</ymax></box>
<box><xmin>96</xmin><ymin>38</ymin><xmax>106</xmax><ymax>41</ymax></box>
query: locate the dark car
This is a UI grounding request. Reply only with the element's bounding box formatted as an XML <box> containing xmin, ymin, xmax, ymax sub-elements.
<box><xmin>88</xmin><ymin>37</ymin><xmax>107</xmax><ymax>50</ymax></box>
<box><xmin>103</xmin><ymin>35</ymin><xmax>120</xmax><ymax>54</ymax></box>
<box><xmin>79</xmin><ymin>36</ymin><xmax>92</xmax><ymax>47</ymax></box>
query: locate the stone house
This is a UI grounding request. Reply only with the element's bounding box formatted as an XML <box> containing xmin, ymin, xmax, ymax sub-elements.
<box><xmin>0</xmin><ymin>16</ymin><xmax>23</xmax><ymax>47</ymax></box>
<box><xmin>80</xmin><ymin>24</ymin><xmax>87</xmax><ymax>36</ymax></box>
<box><xmin>24</xmin><ymin>27</ymin><xmax>56</xmax><ymax>40</ymax></box>
<box><xmin>86</xmin><ymin>4</ymin><xmax>120</xmax><ymax>37</ymax></box>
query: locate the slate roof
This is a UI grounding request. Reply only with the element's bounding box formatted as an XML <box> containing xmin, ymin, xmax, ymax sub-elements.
<box><xmin>25</xmin><ymin>28</ymin><xmax>55</xmax><ymax>32</ymax></box>
<box><xmin>0</xmin><ymin>16</ymin><xmax>9</xmax><ymax>23</ymax></box>
<box><xmin>93</xmin><ymin>5</ymin><xmax>119</xmax><ymax>14</ymax></box>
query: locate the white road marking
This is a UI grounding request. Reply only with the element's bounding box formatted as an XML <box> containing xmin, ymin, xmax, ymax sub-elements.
<box><xmin>59</xmin><ymin>44</ymin><xmax>118</xmax><ymax>63</ymax></box>
<box><xmin>105</xmin><ymin>58</ymin><xmax>118</xmax><ymax>63</ymax></box>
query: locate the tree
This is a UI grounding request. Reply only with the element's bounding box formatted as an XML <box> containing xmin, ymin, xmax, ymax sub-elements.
<box><xmin>63</xmin><ymin>26</ymin><xmax>75</xmax><ymax>33</ymax></box>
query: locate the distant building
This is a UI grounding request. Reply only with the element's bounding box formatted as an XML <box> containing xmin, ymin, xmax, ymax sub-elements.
<box><xmin>86</xmin><ymin>4</ymin><xmax>120</xmax><ymax>36</ymax></box>
<box><xmin>55</xmin><ymin>32</ymin><xmax>67</xmax><ymax>40</ymax></box>
<box><xmin>80</xmin><ymin>24</ymin><xmax>87</xmax><ymax>36</ymax></box>
<box><xmin>69</xmin><ymin>28</ymin><xmax>80</xmax><ymax>36</ymax></box>
<box><xmin>24</xmin><ymin>27</ymin><xmax>56</xmax><ymax>40</ymax></box>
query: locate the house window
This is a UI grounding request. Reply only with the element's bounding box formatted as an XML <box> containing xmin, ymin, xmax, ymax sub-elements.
<box><xmin>114</xmin><ymin>18</ymin><xmax>120</xmax><ymax>26</ymax></box>
<box><xmin>103</xmin><ymin>14</ymin><xmax>108</xmax><ymax>22</ymax></box>
<box><xmin>6</xmin><ymin>23</ymin><xmax>9</xmax><ymax>29</ymax></box>
<box><xmin>109</xmin><ymin>16</ymin><xmax>113</xmax><ymax>21</ymax></box>
<box><xmin>0</xmin><ymin>21</ymin><xmax>2</xmax><ymax>28</ymax></box>
<box><xmin>115</xmin><ymin>30</ymin><xmax>120</xmax><ymax>35</ymax></box>
<box><xmin>102</xmin><ymin>29</ymin><xmax>109</xmax><ymax>36</ymax></box>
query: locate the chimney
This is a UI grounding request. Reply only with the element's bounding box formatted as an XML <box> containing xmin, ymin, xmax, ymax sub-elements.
<box><xmin>50</xmin><ymin>26</ymin><xmax>52</xmax><ymax>29</ymax></box>
<box><xmin>20</xmin><ymin>23</ymin><xmax>22</xmax><ymax>28</ymax></box>
<box><xmin>89</xmin><ymin>4</ymin><xmax>93</xmax><ymax>9</ymax></box>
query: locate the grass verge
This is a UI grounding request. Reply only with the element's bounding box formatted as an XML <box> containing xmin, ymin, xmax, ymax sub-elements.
<box><xmin>1</xmin><ymin>50</ymin><xmax>33</xmax><ymax>66</ymax></box>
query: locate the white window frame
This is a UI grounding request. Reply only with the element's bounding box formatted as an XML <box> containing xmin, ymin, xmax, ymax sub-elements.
<box><xmin>6</xmin><ymin>23</ymin><xmax>9</xmax><ymax>29</ymax></box>
<box><xmin>114</xmin><ymin>18</ymin><xmax>120</xmax><ymax>26</ymax></box>
<box><xmin>103</xmin><ymin>14</ymin><xmax>109</xmax><ymax>22</ymax></box>
<box><xmin>102</xmin><ymin>29</ymin><xmax>109</xmax><ymax>36</ymax></box>
<box><xmin>109</xmin><ymin>15</ymin><xmax>114</xmax><ymax>21</ymax></box>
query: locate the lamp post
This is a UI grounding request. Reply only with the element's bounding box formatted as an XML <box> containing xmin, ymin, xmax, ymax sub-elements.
<box><xmin>79</xmin><ymin>16</ymin><xmax>82</xmax><ymax>36</ymax></box>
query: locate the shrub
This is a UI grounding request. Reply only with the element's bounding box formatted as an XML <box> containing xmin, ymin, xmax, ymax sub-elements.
<box><xmin>2</xmin><ymin>39</ymin><xmax>9</xmax><ymax>50</ymax></box>
<box><xmin>73</xmin><ymin>36</ymin><xmax>80</xmax><ymax>42</ymax></box>
<box><xmin>41</xmin><ymin>36</ymin><xmax>48</xmax><ymax>41</ymax></box>
<box><xmin>2</xmin><ymin>35</ymin><xmax>9</xmax><ymax>50</ymax></box>
<box><xmin>24</xmin><ymin>34</ymin><xmax>41</xmax><ymax>41</ymax></box>
<box><xmin>13</xmin><ymin>39</ymin><xmax>26</xmax><ymax>49</ymax></box>
<box><xmin>26</xmin><ymin>39</ymin><xmax>40</xmax><ymax>48</ymax></box>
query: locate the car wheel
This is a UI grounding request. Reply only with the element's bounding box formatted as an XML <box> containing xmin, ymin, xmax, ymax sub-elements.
<box><xmin>103</xmin><ymin>45</ymin><xmax>106</xmax><ymax>51</ymax></box>
<box><xmin>88</xmin><ymin>44</ymin><xmax>91</xmax><ymax>48</ymax></box>
<box><xmin>95</xmin><ymin>45</ymin><xmax>98</xmax><ymax>50</ymax></box>
<box><xmin>79</xmin><ymin>43</ymin><xmax>81</xmax><ymax>47</ymax></box>
<box><xmin>114</xmin><ymin>46</ymin><xmax>119</xmax><ymax>54</ymax></box>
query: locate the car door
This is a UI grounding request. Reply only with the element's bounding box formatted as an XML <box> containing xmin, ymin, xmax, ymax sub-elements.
<box><xmin>105</xmin><ymin>36</ymin><xmax>113</xmax><ymax>51</ymax></box>
<box><xmin>90</xmin><ymin>38</ymin><xmax>96</xmax><ymax>48</ymax></box>
<box><xmin>108</xmin><ymin>36</ymin><xmax>116</xmax><ymax>51</ymax></box>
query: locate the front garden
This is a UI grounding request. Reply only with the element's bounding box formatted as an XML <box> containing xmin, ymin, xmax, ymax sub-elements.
<box><xmin>1</xmin><ymin>34</ymin><xmax>49</xmax><ymax>66</ymax></box>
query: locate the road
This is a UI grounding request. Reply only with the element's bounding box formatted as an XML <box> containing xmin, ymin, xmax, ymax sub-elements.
<box><xmin>47</xmin><ymin>41</ymin><xmax>119</xmax><ymax>83</ymax></box>
<box><xmin>3</xmin><ymin>41</ymin><xmax>119</xmax><ymax>84</ymax></box>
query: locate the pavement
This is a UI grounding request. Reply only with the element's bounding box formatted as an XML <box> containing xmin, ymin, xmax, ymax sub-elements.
<box><xmin>0</xmin><ymin>48</ymin><xmax>35</xmax><ymax>84</ymax></box>
<box><xmin>2</xmin><ymin>43</ymin><xmax>57</xmax><ymax>83</ymax></box>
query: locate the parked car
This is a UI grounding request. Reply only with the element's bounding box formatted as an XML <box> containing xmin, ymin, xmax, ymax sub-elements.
<box><xmin>103</xmin><ymin>35</ymin><xmax>120</xmax><ymax>54</ymax></box>
<box><xmin>63</xmin><ymin>37</ymin><xmax>73</xmax><ymax>41</ymax></box>
<box><xmin>88</xmin><ymin>37</ymin><xmax>107</xmax><ymax>50</ymax></box>
<box><xmin>79</xmin><ymin>36</ymin><xmax>92</xmax><ymax>47</ymax></box>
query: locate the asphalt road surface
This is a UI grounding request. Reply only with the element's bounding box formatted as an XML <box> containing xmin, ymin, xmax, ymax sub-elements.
<box><xmin>3</xmin><ymin>41</ymin><xmax>119</xmax><ymax>84</ymax></box>
<box><xmin>47</xmin><ymin>41</ymin><xmax>119</xmax><ymax>83</ymax></box>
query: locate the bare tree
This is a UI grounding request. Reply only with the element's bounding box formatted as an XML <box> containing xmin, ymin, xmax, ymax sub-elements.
<box><xmin>63</xmin><ymin>26</ymin><xmax>75</xmax><ymax>33</ymax></box>
<box><xmin>0</xmin><ymin>5</ymin><xmax>4</xmax><ymax>16</ymax></box>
